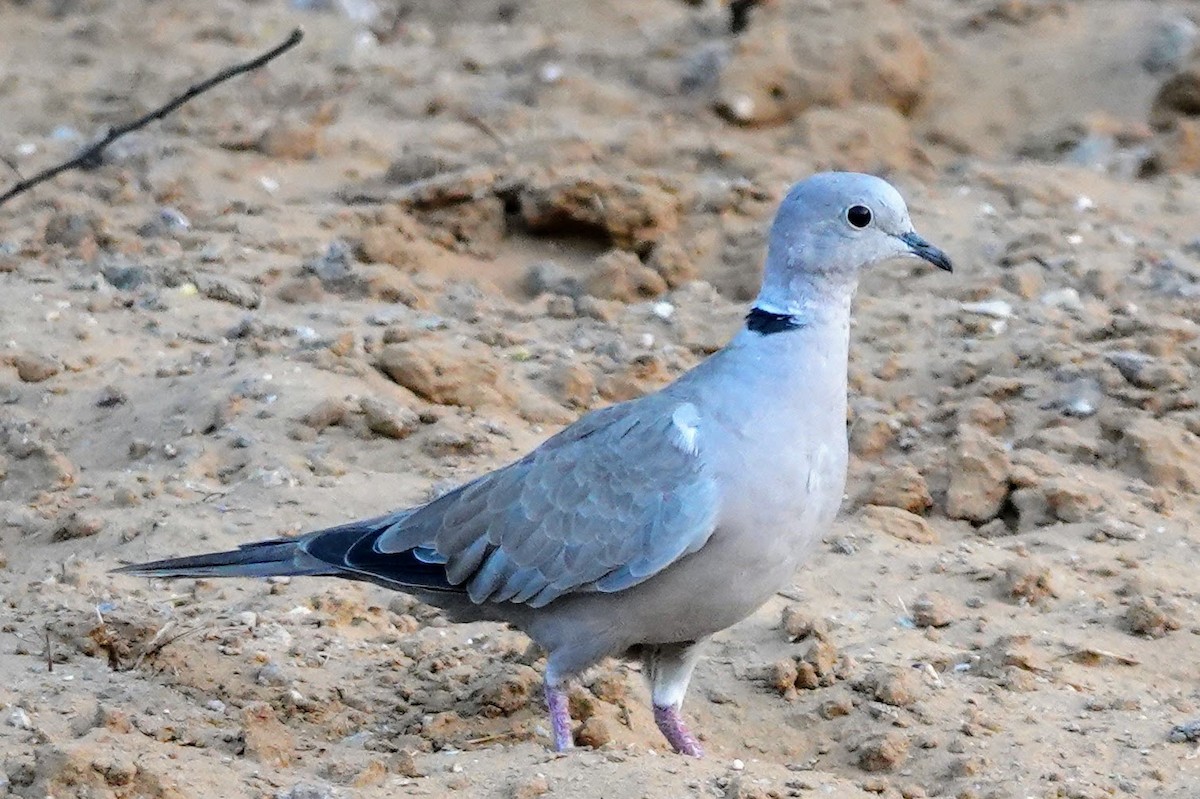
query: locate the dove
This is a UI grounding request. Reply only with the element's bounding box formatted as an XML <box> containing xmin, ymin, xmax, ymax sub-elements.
<box><xmin>115</xmin><ymin>171</ymin><xmax>951</xmax><ymax>757</ymax></box>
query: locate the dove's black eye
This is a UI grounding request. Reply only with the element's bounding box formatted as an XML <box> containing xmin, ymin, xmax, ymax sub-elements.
<box><xmin>846</xmin><ymin>205</ymin><xmax>873</xmax><ymax>229</ymax></box>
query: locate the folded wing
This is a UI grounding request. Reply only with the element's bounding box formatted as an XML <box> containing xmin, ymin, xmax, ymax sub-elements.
<box><xmin>351</xmin><ymin>398</ymin><xmax>719</xmax><ymax>608</ymax></box>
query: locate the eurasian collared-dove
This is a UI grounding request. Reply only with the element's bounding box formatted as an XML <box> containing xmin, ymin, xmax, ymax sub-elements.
<box><xmin>115</xmin><ymin>171</ymin><xmax>951</xmax><ymax>757</ymax></box>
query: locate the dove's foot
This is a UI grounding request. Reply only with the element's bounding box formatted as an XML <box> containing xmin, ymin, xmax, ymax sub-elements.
<box><xmin>545</xmin><ymin>682</ymin><xmax>573</xmax><ymax>752</ymax></box>
<box><xmin>654</xmin><ymin>704</ymin><xmax>704</xmax><ymax>757</ymax></box>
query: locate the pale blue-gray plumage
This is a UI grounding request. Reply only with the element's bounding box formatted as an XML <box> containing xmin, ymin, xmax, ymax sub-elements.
<box><xmin>114</xmin><ymin>172</ymin><xmax>951</xmax><ymax>758</ymax></box>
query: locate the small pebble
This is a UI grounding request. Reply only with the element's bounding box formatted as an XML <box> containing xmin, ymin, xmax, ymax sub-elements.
<box><xmin>6</xmin><ymin>707</ymin><xmax>33</xmax><ymax>730</ymax></box>
<box><xmin>959</xmin><ymin>300</ymin><xmax>1013</xmax><ymax>319</ymax></box>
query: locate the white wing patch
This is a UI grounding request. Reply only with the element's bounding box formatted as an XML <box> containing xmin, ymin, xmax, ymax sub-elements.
<box><xmin>669</xmin><ymin>403</ymin><xmax>701</xmax><ymax>456</ymax></box>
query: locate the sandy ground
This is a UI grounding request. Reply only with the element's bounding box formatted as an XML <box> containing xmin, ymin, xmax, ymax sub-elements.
<box><xmin>2</xmin><ymin>0</ymin><xmax>1200</xmax><ymax>797</ymax></box>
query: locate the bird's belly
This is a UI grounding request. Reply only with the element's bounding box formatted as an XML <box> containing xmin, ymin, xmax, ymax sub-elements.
<box><xmin>520</xmin><ymin>426</ymin><xmax>849</xmax><ymax>657</ymax></box>
<box><xmin>616</xmin><ymin>443</ymin><xmax>848</xmax><ymax>645</ymax></box>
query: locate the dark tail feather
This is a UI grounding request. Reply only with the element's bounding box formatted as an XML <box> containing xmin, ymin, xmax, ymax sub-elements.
<box><xmin>114</xmin><ymin>512</ymin><xmax>460</xmax><ymax>594</ymax></box>
<box><xmin>113</xmin><ymin>511</ymin><xmax>458</xmax><ymax>590</ymax></box>
<box><xmin>112</xmin><ymin>538</ymin><xmax>333</xmax><ymax>580</ymax></box>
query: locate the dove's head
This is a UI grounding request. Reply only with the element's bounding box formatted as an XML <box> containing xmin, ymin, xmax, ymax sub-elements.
<box><xmin>755</xmin><ymin>172</ymin><xmax>951</xmax><ymax>317</ymax></box>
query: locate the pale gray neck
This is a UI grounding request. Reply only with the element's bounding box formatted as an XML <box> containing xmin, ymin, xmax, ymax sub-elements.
<box><xmin>685</xmin><ymin>281</ymin><xmax>856</xmax><ymax>425</ymax></box>
<box><xmin>730</xmin><ymin>296</ymin><xmax>852</xmax><ymax>400</ymax></box>
<box><xmin>752</xmin><ymin>269</ymin><xmax>857</xmax><ymax>326</ymax></box>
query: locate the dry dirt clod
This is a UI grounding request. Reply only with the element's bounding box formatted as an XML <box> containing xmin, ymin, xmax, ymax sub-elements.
<box><xmin>770</xmin><ymin>658</ymin><xmax>800</xmax><ymax>697</ymax></box>
<box><xmin>819</xmin><ymin>695</ymin><xmax>854</xmax><ymax>719</ymax></box>
<box><xmin>856</xmin><ymin>667</ymin><xmax>920</xmax><ymax>707</ymax></box>
<box><xmin>194</xmin><ymin>274</ymin><xmax>262</xmax><ymax>309</ymax></box>
<box><xmin>391</xmin><ymin>749</ymin><xmax>423</xmax><ymax>778</ymax></box>
<box><xmin>794</xmin><ymin>637</ymin><xmax>845</xmax><ymax>689</ymax></box>
<box><xmin>13</xmin><ymin>352</ymin><xmax>61</xmax><ymax>383</ymax></box>
<box><xmin>255</xmin><ymin>118</ymin><xmax>326</xmax><ymax>160</ymax></box>
<box><xmin>911</xmin><ymin>592</ymin><xmax>956</xmax><ymax>628</ymax></box>
<box><xmin>542</xmin><ymin>360</ymin><xmax>596</xmax><ymax>408</ymax></box>
<box><xmin>1001</xmin><ymin>560</ymin><xmax>1058</xmax><ymax>604</ymax></box>
<box><xmin>860</xmin><ymin>505</ymin><xmax>938</xmax><ymax>544</ymax></box>
<box><xmin>377</xmin><ymin>338</ymin><xmax>509</xmax><ymax>408</ymax></box>
<box><xmin>780</xmin><ymin>605</ymin><xmax>829</xmax><ymax>641</ymax></box>
<box><xmin>857</xmin><ymin>731</ymin><xmax>910</xmax><ymax>772</ymax></box>
<box><xmin>240</xmin><ymin>702</ymin><xmax>295</xmax><ymax>767</ymax></box>
<box><xmin>961</xmin><ymin>397</ymin><xmax>1008</xmax><ymax>435</ymax></box>
<box><xmin>866</xmin><ymin>464</ymin><xmax>933</xmax><ymax>514</ymax></box>
<box><xmin>584</xmin><ymin>250</ymin><xmax>669</xmax><ymax>302</ymax></box>
<box><xmin>302</xmin><ymin>398</ymin><xmax>349</xmax><ymax>430</ymax></box>
<box><xmin>50</xmin><ymin>511</ymin><xmax>104</xmax><ymax>541</ymax></box>
<box><xmin>1116</xmin><ymin>417</ymin><xmax>1200</xmax><ymax>492</ymax></box>
<box><xmin>588</xmin><ymin>672</ymin><xmax>628</xmax><ymax>704</ymax></box>
<box><xmin>1042</xmin><ymin>477</ymin><xmax>1102</xmax><ymax>523</ymax></box>
<box><xmin>524</xmin><ymin>261</ymin><xmax>582</xmax><ymax>298</ymax></box>
<box><xmin>575</xmin><ymin>716</ymin><xmax>612</xmax><ymax>749</ymax></box>
<box><xmin>361</xmin><ymin>397</ymin><xmax>420</xmax><ymax>439</ymax></box>
<box><xmin>517</xmin><ymin>170</ymin><xmax>681</xmax><ymax>251</ymax></box>
<box><xmin>43</xmin><ymin>209</ymin><xmax>106</xmax><ymax>250</ymax></box>
<box><xmin>477</xmin><ymin>664</ymin><xmax>540</xmax><ymax>716</ymax></box>
<box><xmin>945</xmin><ymin>424</ymin><xmax>1012</xmax><ymax>522</ymax></box>
<box><xmin>509</xmin><ymin>774</ymin><xmax>551</xmax><ymax>799</ymax></box>
<box><xmin>1124</xmin><ymin>594</ymin><xmax>1181</xmax><ymax>638</ymax></box>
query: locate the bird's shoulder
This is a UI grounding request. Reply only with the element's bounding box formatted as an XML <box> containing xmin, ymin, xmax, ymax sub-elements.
<box><xmin>531</xmin><ymin>390</ymin><xmax>704</xmax><ymax>460</ymax></box>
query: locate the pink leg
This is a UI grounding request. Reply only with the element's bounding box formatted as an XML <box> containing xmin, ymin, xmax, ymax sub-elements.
<box><xmin>544</xmin><ymin>682</ymin><xmax>573</xmax><ymax>752</ymax></box>
<box><xmin>653</xmin><ymin>704</ymin><xmax>704</xmax><ymax>757</ymax></box>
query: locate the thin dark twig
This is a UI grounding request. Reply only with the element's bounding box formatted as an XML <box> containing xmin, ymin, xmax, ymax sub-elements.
<box><xmin>0</xmin><ymin>27</ymin><xmax>304</xmax><ymax>208</ymax></box>
<box><xmin>462</xmin><ymin>113</ymin><xmax>509</xmax><ymax>149</ymax></box>
<box><xmin>45</xmin><ymin>626</ymin><xmax>53</xmax><ymax>673</ymax></box>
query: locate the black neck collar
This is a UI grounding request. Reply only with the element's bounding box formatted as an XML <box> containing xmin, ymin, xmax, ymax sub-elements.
<box><xmin>745</xmin><ymin>306</ymin><xmax>805</xmax><ymax>335</ymax></box>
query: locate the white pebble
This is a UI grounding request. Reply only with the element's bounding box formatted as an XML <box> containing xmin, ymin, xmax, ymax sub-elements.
<box><xmin>6</xmin><ymin>708</ymin><xmax>33</xmax><ymax>730</ymax></box>
<box><xmin>159</xmin><ymin>207</ymin><xmax>191</xmax><ymax>230</ymax></box>
<box><xmin>731</xmin><ymin>758</ymin><xmax>745</xmax><ymax>771</ymax></box>
<box><xmin>237</xmin><ymin>611</ymin><xmax>258</xmax><ymax>628</ymax></box>
<box><xmin>1040</xmin><ymin>288</ymin><xmax>1083</xmax><ymax>310</ymax></box>
<box><xmin>959</xmin><ymin>299</ymin><xmax>1013</xmax><ymax>319</ymax></box>
<box><xmin>728</xmin><ymin>95</ymin><xmax>755</xmax><ymax>122</ymax></box>
<box><xmin>651</xmin><ymin>301</ymin><xmax>675</xmax><ymax>320</ymax></box>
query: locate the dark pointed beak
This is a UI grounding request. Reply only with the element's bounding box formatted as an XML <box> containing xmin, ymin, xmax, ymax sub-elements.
<box><xmin>899</xmin><ymin>231</ymin><xmax>953</xmax><ymax>272</ymax></box>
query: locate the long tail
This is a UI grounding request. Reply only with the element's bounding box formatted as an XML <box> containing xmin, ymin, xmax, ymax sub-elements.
<box><xmin>111</xmin><ymin>538</ymin><xmax>333</xmax><ymax>580</ymax></box>
<box><xmin>112</xmin><ymin>513</ymin><xmax>456</xmax><ymax>593</ymax></box>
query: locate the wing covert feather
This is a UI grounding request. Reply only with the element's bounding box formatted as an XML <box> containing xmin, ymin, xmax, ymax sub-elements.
<box><xmin>374</xmin><ymin>398</ymin><xmax>719</xmax><ymax>607</ymax></box>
